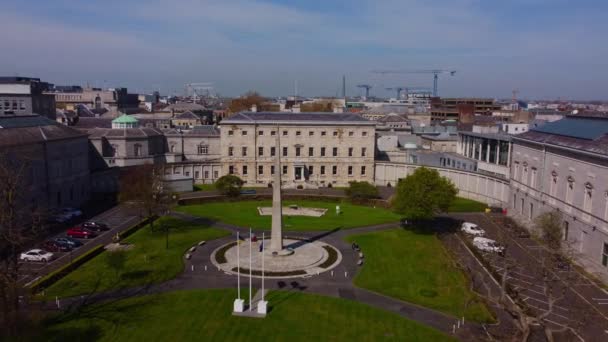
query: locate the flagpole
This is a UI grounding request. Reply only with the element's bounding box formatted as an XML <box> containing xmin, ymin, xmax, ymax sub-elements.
<box><xmin>236</xmin><ymin>231</ymin><xmax>240</xmax><ymax>300</ymax></box>
<box><xmin>249</xmin><ymin>228</ymin><xmax>252</xmax><ymax>311</ymax></box>
<box><xmin>262</xmin><ymin>232</ymin><xmax>265</xmax><ymax>301</ymax></box>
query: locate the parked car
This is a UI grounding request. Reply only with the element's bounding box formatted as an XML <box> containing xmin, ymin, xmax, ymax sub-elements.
<box><xmin>20</xmin><ymin>249</ymin><xmax>54</xmax><ymax>262</ymax></box>
<box><xmin>461</xmin><ymin>222</ymin><xmax>485</xmax><ymax>236</ymax></box>
<box><xmin>82</xmin><ymin>221</ymin><xmax>109</xmax><ymax>232</ymax></box>
<box><xmin>54</xmin><ymin>237</ymin><xmax>83</xmax><ymax>249</ymax></box>
<box><xmin>473</xmin><ymin>237</ymin><xmax>505</xmax><ymax>256</ymax></box>
<box><xmin>240</xmin><ymin>189</ymin><xmax>256</xmax><ymax>195</ymax></box>
<box><xmin>61</xmin><ymin>207</ymin><xmax>82</xmax><ymax>219</ymax></box>
<box><xmin>48</xmin><ymin>211</ymin><xmax>72</xmax><ymax>224</ymax></box>
<box><xmin>41</xmin><ymin>240</ymin><xmax>71</xmax><ymax>252</ymax></box>
<box><xmin>67</xmin><ymin>226</ymin><xmax>97</xmax><ymax>239</ymax></box>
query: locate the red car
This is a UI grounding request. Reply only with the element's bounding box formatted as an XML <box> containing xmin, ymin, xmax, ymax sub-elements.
<box><xmin>66</xmin><ymin>226</ymin><xmax>97</xmax><ymax>239</ymax></box>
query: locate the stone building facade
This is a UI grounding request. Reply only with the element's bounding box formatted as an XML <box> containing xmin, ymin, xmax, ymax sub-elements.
<box><xmin>0</xmin><ymin>77</ymin><xmax>56</xmax><ymax>119</ymax></box>
<box><xmin>510</xmin><ymin>115</ymin><xmax>608</xmax><ymax>277</ymax></box>
<box><xmin>0</xmin><ymin>115</ymin><xmax>90</xmax><ymax>209</ymax></box>
<box><xmin>220</xmin><ymin>112</ymin><xmax>376</xmax><ymax>188</ymax></box>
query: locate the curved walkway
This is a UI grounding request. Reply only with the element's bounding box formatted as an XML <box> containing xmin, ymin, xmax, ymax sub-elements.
<box><xmin>37</xmin><ymin>210</ymin><xmax>495</xmax><ymax>341</ymax></box>
<box><xmin>166</xmin><ymin>211</ymin><xmax>484</xmax><ymax>339</ymax></box>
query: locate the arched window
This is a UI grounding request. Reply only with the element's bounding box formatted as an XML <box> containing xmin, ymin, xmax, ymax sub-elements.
<box><xmin>134</xmin><ymin>144</ymin><xmax>142</xmax><ymax>157</ymax></box>
<box><xmin>566</xmin><ymin>176</ymin><xmax>575</xmax><ymax>205</ymax></box>
<box><xmin>584</xmin><ymin>182</ymin><xmax>593</xmax><ymax>213</ymax></box>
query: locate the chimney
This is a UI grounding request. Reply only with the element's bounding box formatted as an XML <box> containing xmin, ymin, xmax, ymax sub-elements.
<box><xmin>251</xmin><ymin>104</ymin><xmax>257</xmax><ymax>112</ymax></box>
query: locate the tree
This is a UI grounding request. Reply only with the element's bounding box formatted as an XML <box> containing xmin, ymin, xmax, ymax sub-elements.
<box><xmin>391</xmin><ymin>167</ymin><xmax>458</xmax><ymax>221</ymax></box>
<box><xmin>0</xmin><ymin>151</ymin><xmax>46</xmax><ymax>338</ymax></box>
<box><xmin>215</xmin><ymin>175</ymin><xmax>244</xmax><ymax>197</ymax></box>
<box><xmin>346</xmin><ymin>181</ymin><xmax>379</xmax><ymax>201</ymax></box>
<box><xmin>118</xmin><ymin>164</ymin><xmax>167</xmax><ymax>230</ymax></box>
<box><xmin>535</xmin><ymin>211</ymin><xmax>563</xmax><ymax>252</ymax></box>
<box><xmin>228</xmin><ymin>91</ymin><xmax>266</xmax><ymax>114</ymax></box>
<box><xmin>300</xmin><ymin>102</ymin><xmax>333</xmax><ymax>112</ymax></box>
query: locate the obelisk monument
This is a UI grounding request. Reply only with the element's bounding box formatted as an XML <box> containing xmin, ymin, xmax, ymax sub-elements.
<box><xmin>269</xmin><ymin>125</ymin><xmax>283</xmax><ymax>252</ymax></box>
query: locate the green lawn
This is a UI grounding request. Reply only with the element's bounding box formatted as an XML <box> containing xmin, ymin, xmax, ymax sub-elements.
<box><xmin>347</xmin><ymin>229</ymin><xmax>493</xmax><ymax>323</ymax></box>
<box><xmin>176</xmin><ymin>200</ymin><xmax>401</xmax><ymax>231</ymax></box>
<box><xmin>40</xmin><ymin>289</ymin><xmax>455</xmax><ymax>342</ymax></box>
<box><xmin>44</xmin><ymin>217</ymin><xmax>229</xmax><ymax>298</ymax></box>
<box><xmin>448</xmin><ymin>197</ymin><xmax>487</xmax><ymax>212</ymax></box>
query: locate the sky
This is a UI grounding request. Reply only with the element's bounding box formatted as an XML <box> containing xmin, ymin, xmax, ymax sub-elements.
<box><xmin>1</xmin><ymin>0</ymin><xmax>607</xmax><ymax>100</ymax></box>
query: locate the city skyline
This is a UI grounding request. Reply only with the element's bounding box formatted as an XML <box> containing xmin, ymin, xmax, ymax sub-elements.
<box><xmin>1</xmin><ymin>0</ymin><xmax>607</xmax><ymax>100</ymax></box>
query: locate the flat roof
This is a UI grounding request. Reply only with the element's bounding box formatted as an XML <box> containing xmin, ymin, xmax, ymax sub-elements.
<box><xmin>222</xmin><ymin>111</ymin><xmax>375</xmax><ymax>126</ymax></box>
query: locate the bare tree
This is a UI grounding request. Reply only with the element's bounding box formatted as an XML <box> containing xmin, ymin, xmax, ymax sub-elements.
<box><xmin>0</xmin><ymin>151</ymin><xmax>46</xmax><ymax>338</ymax></box>
<box><xmin>118</xmin><ymin>164</ymin><xmax>167</xmax><ymax>231</ymax></box>
<box><xmin>535</xmin><ymin>211</ymin><xmax>563</xmax><ymax>252</ymax></box>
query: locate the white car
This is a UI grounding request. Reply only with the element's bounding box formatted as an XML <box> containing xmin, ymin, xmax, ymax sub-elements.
<box><xmin>473</xmin><ymin>237</ymin><xmax>505</xmax><ymax>255</ymax></box>
<box><xmin>20</xmin><ymin>249</ymin><xmax>54</xmax><ymax>262</ymax></box>
<box><xmin>461</xmin><ymin>222</ymin><xmax>485</xmax><ymax>236</ymax></box>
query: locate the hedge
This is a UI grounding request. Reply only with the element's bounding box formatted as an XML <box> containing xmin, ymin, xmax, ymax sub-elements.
<box><xmin>29</xmin><ymin>244</ymin><xmax>106</xmax><ymax>293</ymax></box>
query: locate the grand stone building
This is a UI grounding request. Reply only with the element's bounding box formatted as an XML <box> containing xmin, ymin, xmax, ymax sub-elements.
<box><xmin>0</xmin><ymin>77</ymin><xmax>56</xmax><ymax>119</ymax></box>
<box><xmin>510</xmin><ymin>115</ymin><xmax>608</xmax><ymax>275</ymax></box>
<box><xmin>220</xmin><ymin>112</ymin><xmax>376</xmax><ymax>188</ymax></box>
<box><xmin>0</xmin><ymin>115</ymin><xmax>90</xmax><ymax>209</ymax></box>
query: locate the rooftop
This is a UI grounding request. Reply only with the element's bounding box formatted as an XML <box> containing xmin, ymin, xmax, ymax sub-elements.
<box><xmin>459</xmin><ymin>131</ymin><xmax>512</xmax><ymax>141</ymax></box>
<box><xmin>222</xmin><ymin>112</ymin><xmax>374</xmax><ymax>125</ymax></box>
<box><xmin>112</xmin><ymin>114</ymin><xmax>139</xmax><ymax>124</ymax></box>
<box><xmin>515</xmin><ymin>116</ymin><xmax>608</xmax><ymax>156</ymax></box>
<box><xmin>88</xmin><ymin>127</ymin><xmax>163</xmax><ymax>139</ymax></box>
<box><xmin>0</xmin><ymin>115</ymin><xmax>86</xmax><ymax>147</ymax></box>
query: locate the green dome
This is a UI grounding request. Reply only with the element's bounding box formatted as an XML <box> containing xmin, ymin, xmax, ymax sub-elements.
<box><xmin>112</xmin><ymin>114</ymin><xmax>138</xmax><ymax>124</ymax></box>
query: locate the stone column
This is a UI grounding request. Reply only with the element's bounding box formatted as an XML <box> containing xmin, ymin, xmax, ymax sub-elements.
<box><xmin>485</xmin><ymin>140</ymin><xmax>490</xmax><ymax>163</ymax></box>
<box><xmin>495</xmin><ymin>142</ymin><xmax>500</xmax><ymax>165</ymax></box>
<box><xmin>270</xmin><ymin>126</ymin><xmax>283</xmax><ymax>252</ymax></box>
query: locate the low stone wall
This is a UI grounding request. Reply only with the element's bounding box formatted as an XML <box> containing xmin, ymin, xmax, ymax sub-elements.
<box><xmin>374</xmin><ymin>162</ymin><xmax>510</xmax><ymax>206</ymax></box>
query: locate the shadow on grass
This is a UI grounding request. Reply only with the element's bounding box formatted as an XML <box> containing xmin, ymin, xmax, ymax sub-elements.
<box><xmin>285</xmin><ymin>227</ymin><xmax>342</xmax><ymax>249</ymax></box>
<box><xmin>43</xmin><ymin>324</ymin><xmax>104</xmax><ymax>342</ymax></box>
<box><xmin>399</xmin><ymin>217</ymin><xmax>460</xmax><ymax>235</ymax></box>
<box><xmin>120</xmin><ymin>270</ymin><xmax>152</xmax><ymax>281</ymax></box>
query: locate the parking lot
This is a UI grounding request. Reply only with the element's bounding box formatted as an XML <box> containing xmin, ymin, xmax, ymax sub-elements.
<box><xmin>18</xmin><ymin>205</ymin><xmax>141</xmax><ymax>287</ymax></box>
<box><xmin>452</xmin><ymin>212</ymin><xmax>608</xmax><ymax>341</ymax></box>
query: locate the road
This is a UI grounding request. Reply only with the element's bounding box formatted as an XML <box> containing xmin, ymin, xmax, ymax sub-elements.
<box><xmin>18</xmin><ymin>205</ymin><xmax>141</xmax><ymax>287</ymax></box>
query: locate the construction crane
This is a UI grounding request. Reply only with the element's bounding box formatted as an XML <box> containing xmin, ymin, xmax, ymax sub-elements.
<box><xmin>371</xmin><ymin>69</ymin><xmax>457</xmax><ymax>97</ymax></box>
<box><xmin>356</xmin><ymin>84</ymin><xmax>373</xmax><ymax>100</ymax></box>
<box><xmin>185</xmin><ymin>82</ymin><xmax>215</xmax><ymax>99</ymax></box>
<box><xmin>385</xmin><ymin>87</ymin><xmax>405</xmax><ymax>99</ymax></box>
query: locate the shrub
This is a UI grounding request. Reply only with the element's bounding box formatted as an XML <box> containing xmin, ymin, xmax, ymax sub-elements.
<box><xmin>215</xmin><ymin>175</ymin><xmax>244</xmax><ymax>197</ymax></box>
<box><xmin>346</xmin><ymin>181</ymin><xmax>379</xmax><ymax>201</ymax></box>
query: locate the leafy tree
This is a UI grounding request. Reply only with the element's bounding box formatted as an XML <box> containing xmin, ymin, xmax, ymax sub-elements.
<box><xmin>391</xmin><ymin>167</ymin><xmax>458</xmax><ymax>221</ymax></box>
<box><xmin>215</xmin><ymin>175</ymin><xmax>244</xmax><ymax>197</ymax></box>
<box><xmin>346</xmin><ymin>181</ymin><xmax>379</xmax><ymax>201</ymax></box>
<box><xmin>301</xmin><ymin>102</ymin><xmax>334</xmax><ymax>112</ymax></box>
<box><xmin>535</xmin><ymin>210</ymin><xmax>563</xmax><ymax>251</ymax></box>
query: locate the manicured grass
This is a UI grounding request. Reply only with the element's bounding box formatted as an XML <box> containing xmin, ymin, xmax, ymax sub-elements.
<box><xmin>448</xmin><ymin>197</ymin><xmax>487</xmax><ymax>212</ymax></box>
<box><xmin>40</xmin><ymin>289</ymin><xmax>455</xmax><ymax>342</ymax></box>
<box><xmin>44</xmin><ymin>217</ymin><xmax>229</xmax><ymax>298</ymax></box>
<box><xmin>176</xmin><ymin>200</ymin><xmax>401</xmax><ymax>231</ymax></box>
<box><xmin>347</xmin><ymin>229</ymin><xmax>493</xmax><ymax>323</ymax></box>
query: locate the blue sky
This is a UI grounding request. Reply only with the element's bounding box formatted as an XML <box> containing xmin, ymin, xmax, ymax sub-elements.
<box><xmin>1</xmin><ymin>0</ymin><xmax>607</xmax><ymax>100</ymax></box>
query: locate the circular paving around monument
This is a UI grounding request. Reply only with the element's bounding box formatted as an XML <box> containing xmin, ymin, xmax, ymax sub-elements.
<box><xmin>211</xmin><ymin>238</ymin><xmax>342</xmax><ymax>279</ymax></box>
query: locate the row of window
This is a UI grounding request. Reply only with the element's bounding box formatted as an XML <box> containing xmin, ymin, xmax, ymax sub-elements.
<box><xmin>171</xmin><ymin>168</ymin><xmax>220</xmax><ymax>180</ymax></box>
<box><xmin>169</xmin><ymin>144</ymin><xmax>209</xmax><ymax>154</ymax></box>
<box><xmin>228</xmin><ymin>146</ymin><xmax>367</xmax><ymax>158</ymax></box>
<box><xmin>515</xmin><ymin>162</ymin><xmax>604</xmax><ymax>220</ymax></box>
<box><xmin>0</xmin><ymin>99</ymin><xmax>26</xmax><ymax>111</ymax></box>
<box><xmin>227</xmin><ymin>130</ymin><xmax>368</xmax><ymax>137</ymax></box>
<box><xmin>228</xmin><ymin>165</ymin><xmax>367</xmax><ymax>176</ymax></box>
